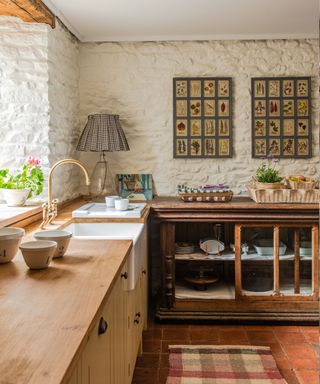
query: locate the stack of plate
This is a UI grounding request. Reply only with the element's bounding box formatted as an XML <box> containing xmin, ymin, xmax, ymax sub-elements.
<box><xmin>175</xmin><ymin>242</ymin><xmax>195</xmax><ymax>254</ymax></box>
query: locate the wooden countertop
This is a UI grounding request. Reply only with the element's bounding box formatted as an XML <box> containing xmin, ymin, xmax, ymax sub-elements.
<box><xmin>0</xmin><ymin>200</ymin><xmax>134</xmax><ymax>384</ymax></box>
<box><xmin>150</xmin><ymin>196</ymin><xmax>318</xmax><ymax>223</ymax></box>
<box><xmin>151</xmin><ymin>196</ymin><xmax>318</xmax><ymax>210</ymax></box>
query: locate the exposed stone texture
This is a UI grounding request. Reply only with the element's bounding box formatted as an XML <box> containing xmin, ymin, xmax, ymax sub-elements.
<box><xmin>79</xmin><ymin>40</ymin><xmax>319</xmax><ymax>195</ymax></box>
<box><xmin>48</xmin><ymin>19</ymin><xmax>81</xmax><ymax>201</ymax></box>
<box><xmin>0</xmin><ymin>16</ymin><xmax>80</xmax><ymax>202</ymax></box>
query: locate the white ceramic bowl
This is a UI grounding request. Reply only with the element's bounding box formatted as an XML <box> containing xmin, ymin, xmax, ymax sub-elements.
<box><xmin>34</xmin><ymin>230</ymin><xmax>72</xmax><ymax>258</ymax></box>
<box><xmin>20</xmin><ymin>240</ymin><xmax>57</xmax><ymax>269</ymax></box>
<box><xmin>0</xmin><ymin>227</ymin><xmax>25</xmax><ymax>264</ymax></box>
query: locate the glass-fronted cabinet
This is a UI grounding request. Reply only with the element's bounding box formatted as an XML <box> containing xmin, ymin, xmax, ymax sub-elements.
<box><xmin>235</xmin><ymin>224</ymin><xmax>318</xmax><ymax>300</ymax></box>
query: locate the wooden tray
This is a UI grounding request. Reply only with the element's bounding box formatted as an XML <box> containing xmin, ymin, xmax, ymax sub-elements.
<box><xmin>178</xmin><ymin>191</ymin><xmax>233</xmax><ymax>202</ymax></box>
<box><xmin>247</xmin><ymin>183</ymin><xmax>319</xmax><ymax>204</ymax></box>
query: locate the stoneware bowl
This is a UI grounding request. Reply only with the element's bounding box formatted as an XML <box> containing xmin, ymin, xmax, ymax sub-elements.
<box><xmin>34</xmin><ymin>230</ymin><xmax>72</xmax><ymax>258</ymax></box>
<box><xmin>19</xmin><ymin>240</ymin><xmax>57</xmax><ymax>269</ymax></box>
<box><xmin>115</xmin><ymin>198</ymin><xmax>129</xmax><ymax>211</ymax></box>
<box><xmin>0</xmin><ymin>227</ymin><xmax>25</xmax><ymax>264</ymax></box>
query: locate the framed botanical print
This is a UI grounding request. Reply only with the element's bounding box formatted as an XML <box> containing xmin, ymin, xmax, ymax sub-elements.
<box><xmin>252</xmin><ymin>77</ymin><xmax>312</xmax><ymax>158</ymax></box>
<box><xmin>173</xmin><ymin>77</ymin><xmax>233</xmax><ymax>158</ymax></box>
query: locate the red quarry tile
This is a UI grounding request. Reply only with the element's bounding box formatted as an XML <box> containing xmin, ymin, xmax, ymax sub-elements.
<box><xmin>132</xmin><ymin>367</ymin><xmax>159</xmax><ymax>384</ymax></box>
<box><xmin>135</xmin><ymin>353</ymin><xmax>160</xmax><ymax>368</ymax></box>
<box><xmin>274</xmin><ymin>356</ymin><xmax>292</xmax><ymax>371</ymax></box>
<box><xmin>302</xmin><ymin>330</ymin><xmax>319</xmax><ymax>344</ymax></box>
<box><xmin>279</xmin><ymin>369</ymin><xmax>300</xmax><ymax>384</ymax></box>
<box><xmin>300</xmin><ymin>326</ymin><xmax>319</xmax><ymax>332</ymax></box>
<box><xmin>246</xmin><ymin>330</ymin><xmax>277</xmax><ymax>343</ymax></box>
<box><xmin>219</xmin><ymin>330</ymin><xmax>249</xmax><ymax>344</ymax></box>
<box><xmin>282</xmin><ymin>343</ymin><xmax>318</xmax><ymax>360</ymax></box>
<box><xmin>162</xmin><ymin>328</ymin><xmax>190</xmax><ymax>341</ymax></box>
<box><xmin>158</xmin><ymin>367</ymin><xmax>169</xmax><ymax>384</ymax></box>
<box><xmin>143</xmin><ymin>328</ymin><xmax>163</xmax><ymax>340</ymax></box>
<box><xmin>159</xmin><ymin>353</ymin><xmax>170</xmax><ymax>368</ymax></box>
<box><xmin>296</xmin><ymin>369</ymin><xmax>320</xmax><ymax>384</ymax></box>
<box><xmin>272</xmin><ymin>325</ymin><xmax>301</xmax><ymax>332</ymax></box>
<box><xmin>142</xmin><ymin>339</ymin><xmax>162</xmax><ymax>353</ymax></box>
<box><xmin>189</xmin><ymin>328</ymin><xmax>221</xmax><ymax>342</ymax></box>
<box><xmin>275</xmin><ymin>331</ymin><xmax>306</xmax><ymax>344</ymax></box>
<box><xmin>244</xmin><ymin>325</ymin><xmax>273</xmax><ymax>331</ymax></box>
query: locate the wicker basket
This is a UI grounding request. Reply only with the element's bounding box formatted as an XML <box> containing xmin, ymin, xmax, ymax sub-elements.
<box><xmin>286</xmin><ymin>177</ymin><xmax>318</xmax><ymax>190</ymax></box>
<box><xmin>247</xmin><ymin>183</ymin><xmax>319</xmax><ymax>204</ymax></box>
<box><xmin>178</xmin><ymin>191</ymin><xmax>233</xmax><ymax>202</ymax></box>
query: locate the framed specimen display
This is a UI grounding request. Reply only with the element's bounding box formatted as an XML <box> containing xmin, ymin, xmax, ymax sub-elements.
<box><xmin>251</xmin><ymin>77</ymin><xmax>312</xmax><ymax>158</ymax></box>
<box><xmin>173</xmin><ymin>77</ymin><xmax>233</xmax><ymax>158</ymax></box>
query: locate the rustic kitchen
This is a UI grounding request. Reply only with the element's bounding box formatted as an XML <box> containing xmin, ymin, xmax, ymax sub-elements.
<box><xmin>0</xmin><ymin>1</ymin><xmax>318</xmax><ymax>383</ymax></box>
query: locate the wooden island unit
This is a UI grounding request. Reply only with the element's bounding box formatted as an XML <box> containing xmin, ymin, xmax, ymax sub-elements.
<box><xmin>151</xmin><ymin>197</ymin><xmax>319</xmax><ymax>322</ymax></box>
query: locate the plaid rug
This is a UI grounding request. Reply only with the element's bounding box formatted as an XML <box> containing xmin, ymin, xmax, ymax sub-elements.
<box><xmin>166</xmin><ymin>345</ymin><xmax>287</xmax><ymax>384</ymax></box>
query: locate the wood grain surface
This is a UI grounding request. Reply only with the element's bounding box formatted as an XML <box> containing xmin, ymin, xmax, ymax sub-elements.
<box><xmin>0</xmin><ymin>238</ymin><xmax>132</xmax><ymax>384</ymax></box>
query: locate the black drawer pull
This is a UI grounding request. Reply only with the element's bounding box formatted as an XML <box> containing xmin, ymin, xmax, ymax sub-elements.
<box><xmin>98</xmin><ymin>317</ymin><xmax>108</xmax><ymax>335</ymax></box>
<box><xmin>135</xmin><ymin>312</ymin><xmax>141</xmax><ymax>318</ymax></box>
<box><xmin>142</xmin><ymin>269</ymin><xmax>147</xmax><ymax>275</ymax></box>
<box><xmin>134</xmin><ymin>318</ymin><xmax>140</xmax><ymax>324</ymax></box>
<box><xmin>121</xmin><ymin>272</ymin><xmax>128</xmax><ymax>279</ymax></box>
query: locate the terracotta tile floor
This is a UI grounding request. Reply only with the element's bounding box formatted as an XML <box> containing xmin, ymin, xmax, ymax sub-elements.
<box><xmin>133</xmin><ymin>322</ymin><xmax>319</xmax><ymax>384</ymax></box>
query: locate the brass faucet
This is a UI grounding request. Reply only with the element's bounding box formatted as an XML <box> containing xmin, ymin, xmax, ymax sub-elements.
<box><xmin>40</xmin><ymin>159</ymin><xmax>90</xmax><ymax>229</ymax></box>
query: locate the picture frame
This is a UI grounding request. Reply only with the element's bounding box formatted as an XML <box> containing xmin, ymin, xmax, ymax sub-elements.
<box><xmin>173</xmin><ymin>77</ymin><xmax>233</xmax><ymax>158</ymax></box>
<box><xmin>251</xmin><ymin>77</ymin><xmax>312</xmax><ymax>158</ymax></box>
<box><xmin>117</xmin><ymin>174</ymin><xmax>153</xmax><ymax>201</ymax></box>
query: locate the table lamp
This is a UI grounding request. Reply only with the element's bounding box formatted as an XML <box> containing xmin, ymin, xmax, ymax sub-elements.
<box><xmin>77</xmin><ymin>114</ymin><xmax>129</xmax><ymax>198</ymax></box>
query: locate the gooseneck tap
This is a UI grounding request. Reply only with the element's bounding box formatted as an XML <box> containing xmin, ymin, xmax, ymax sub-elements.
<box><xmin>40</xmin><ymin>159</ymin><xmax>90</xmax><ymax>229</ymax></box>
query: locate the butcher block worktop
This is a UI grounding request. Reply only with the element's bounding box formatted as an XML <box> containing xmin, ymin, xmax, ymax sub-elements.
<box><xmin>0</xmin><ymin>200</ymin><xmax>134</xmax><ymax>384</ymax></box>
<box><xmin>0</xmin><ymin>239</ymin><xmax>132</xmax><ymax>384</ymax></box>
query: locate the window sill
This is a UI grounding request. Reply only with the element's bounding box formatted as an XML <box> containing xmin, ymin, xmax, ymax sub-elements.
<box><xmin>0</xmin><ymin>204</ymin><xmax>42</xmax><ymax>228</ymax></box>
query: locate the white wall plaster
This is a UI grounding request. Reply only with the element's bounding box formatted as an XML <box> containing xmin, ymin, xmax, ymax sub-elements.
<box><xmin>0</xmin><ymin>17</ymin><xmax>81</xmax><ymax>202</ymax></box>
<box><xmin>79</xmin><ymin>39</ymin><xmax>319</xmax><ymax>195</ymax></box>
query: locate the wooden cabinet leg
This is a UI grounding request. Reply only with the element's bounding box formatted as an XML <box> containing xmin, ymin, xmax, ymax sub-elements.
<box><xmin>312</xmin><ymin>225</ymin><xmax>319</xmax><ymax>299</ymax></box>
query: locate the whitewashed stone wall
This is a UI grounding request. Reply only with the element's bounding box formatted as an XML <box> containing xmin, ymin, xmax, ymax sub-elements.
<box><xmin>48</xmin><ymin>19</ymin><xmax>81</xmax><ymax>201</ymax></box>
<box><xmin>79</xmin><ymin>40</ymin><xmax>319</xmax><ymax>195</ymax></box>
<box><xmin>0</xmin><ymin>16</ymin><xmax>80</xmax><ymax>202</ymax></box>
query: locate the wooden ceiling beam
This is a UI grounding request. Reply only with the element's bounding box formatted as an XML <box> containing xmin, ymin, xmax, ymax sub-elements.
<box><xmin>0</xmin><ymin>0</ymin><xmax>55</xmax><ymax>28</ymax></box>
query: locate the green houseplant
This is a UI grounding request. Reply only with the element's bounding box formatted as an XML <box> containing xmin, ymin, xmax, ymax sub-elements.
<box><xmin>0</xmin><ymin>157</ymin><xmax>44</xmax><ymax>206</ymax></box>
<box><xmin>254</xmin><ymin>159</ymin><xmax>284</xmax><ymax>190</ymax></box>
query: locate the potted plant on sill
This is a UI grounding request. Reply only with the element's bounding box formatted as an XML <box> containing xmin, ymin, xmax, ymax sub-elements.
<box><xmin>0</xmin><ymin>157</ymin><xmax>44</xmax><ymax>206</ymax></box>
<box><xmin>254</xmin><ymin>158</ymin><xmax>284</xmax><ymax>190</ymax></box>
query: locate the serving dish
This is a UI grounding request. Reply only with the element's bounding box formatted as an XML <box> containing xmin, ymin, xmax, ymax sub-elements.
<box><xmin>253</xmin><ymin>239</ymin><xmax>287</xmax><ymax>256</ymax></box>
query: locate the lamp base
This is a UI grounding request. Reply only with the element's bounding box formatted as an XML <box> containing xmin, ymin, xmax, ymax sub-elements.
<box><xmin>89</xmin><ymin>154</ymin><xmax>116</xmax><ymax>200</ymax></box>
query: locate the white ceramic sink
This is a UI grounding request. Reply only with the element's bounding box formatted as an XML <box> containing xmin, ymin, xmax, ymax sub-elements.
<box><xmin>64</xmin><ymin>222</ymin><xmax>145</xmax><ymax>290</ymax></box>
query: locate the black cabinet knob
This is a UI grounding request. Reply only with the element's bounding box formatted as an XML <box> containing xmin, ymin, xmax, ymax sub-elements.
<box><xmin>134</xmin><ymin>318</ymin><xmax>140</xmax><ymax>324</ymax></box>
<box><xmin>121</xmin><ymin>272</ymin><xmax>128</xmax><ymax>279</ymax></box>
<box><xmin>135</xmin><ymin>312</ymin><xmax>141</xmax><ymax>318</ymax></box>
<box><xmin>98</xmin><ymin>317</ymin><xmax>108</xmax><ymax>335</ymax></box>
<box><xmin>142</xmin><ymin>269</ymin><xmax>147</xmax><ymax>275</ymax></box>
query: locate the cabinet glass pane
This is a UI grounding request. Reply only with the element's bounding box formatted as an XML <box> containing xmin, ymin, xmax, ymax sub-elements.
<box><xmin>279</xmin><ymin>227</ymin><xmax>312</xmax><ymax>296</ymax></box>
<box><xmin>174</xmin><ymin>222</ymin><xmax>235</xmax><ymax>300</ymax></box>
<box><xmin>240</xmin><ymin>226</ymin><xmax>274</xmax><ymax>295</ymax></box>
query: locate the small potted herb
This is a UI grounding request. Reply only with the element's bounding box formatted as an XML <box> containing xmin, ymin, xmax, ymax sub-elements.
<box><xmin>0</xmin><ymin>157</ymin><xmax>44</xmax><ymax>206</ymax></box>
<box><xmin>254</xmin><ymin>159</ymin><xmax>283</xmax><ymax>190</ymax></box>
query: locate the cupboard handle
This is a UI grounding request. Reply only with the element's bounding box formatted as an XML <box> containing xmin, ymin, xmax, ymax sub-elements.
<box><xmin>121</xmin><ymin>272</ymin><xmax>128</xmax><ymax>279</ymax></box>
<box><xmin>142</xmin><ymin>269</ymin><xmax>147</xmax><ymax>275</ymax></box>
<box><xmin>135</xmin><ymin>312</ymin><xmax>141</xmax><ymax>317</ymax></box>
<box><xmin>134</xmin><ymin>318</ymin><xmax>140</xmax><ymax>324</ymax></box>
<box><xmin>98</xmin><ymin>317</ymin><xmax>108</xmax><ymax>335</ymax></box>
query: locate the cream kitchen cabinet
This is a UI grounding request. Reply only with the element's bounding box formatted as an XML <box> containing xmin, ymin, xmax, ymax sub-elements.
<box><xmin>68</xmin><ymin>248</ymin><xmax>148</xmax><ymax>384</ymax></box>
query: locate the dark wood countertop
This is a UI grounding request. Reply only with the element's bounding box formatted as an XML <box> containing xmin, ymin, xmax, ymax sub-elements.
<box><xmin>150</xmin><ymin>196</ymin><xmax>318</xmax><ymax>223</ymax></box>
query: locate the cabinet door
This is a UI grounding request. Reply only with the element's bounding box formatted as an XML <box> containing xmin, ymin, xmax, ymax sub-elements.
<box><xmin>140</xmin><ymin>251</ymin><xmax>148</xmax><ymax>330</ymax></box>
<box><xmin>113</xmin><ymin>263</ymin><xmax>129</xmax><ymax>384</ymax></box>
<box><xmin>235</xmin><ymin>224</ymin><xmax>318</xmax><ymax>300</ymax></box>
<box><xmin>81</xmin><ymin>295</ymin><xmax>114</xmax><ymax>384</ymax></box>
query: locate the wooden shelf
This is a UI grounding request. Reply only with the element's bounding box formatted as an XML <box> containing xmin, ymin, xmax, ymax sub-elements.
<box><xmin>175</xmin><ymin>280</ymin><xmax>235</xmax><ymax>300</ymax></box>
<box><xmin>175</xmin><ymin>250</ymin><xmax>312</xmax><ymax>262</ymax></box>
